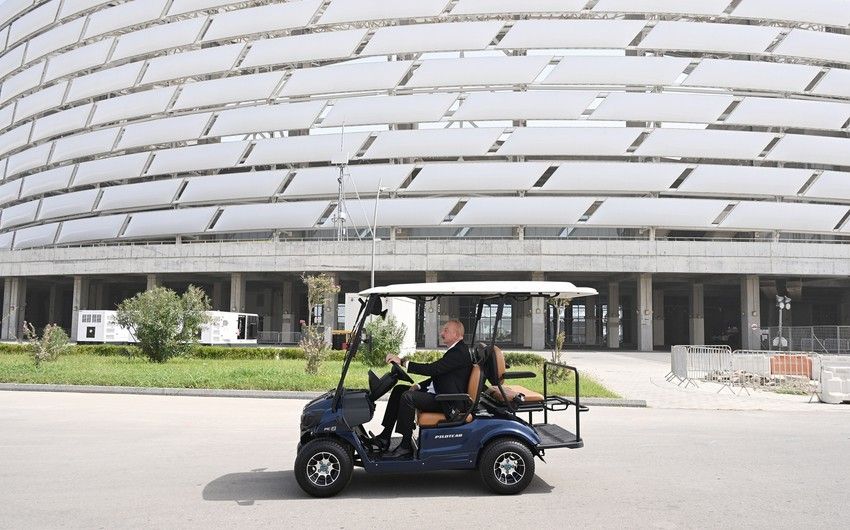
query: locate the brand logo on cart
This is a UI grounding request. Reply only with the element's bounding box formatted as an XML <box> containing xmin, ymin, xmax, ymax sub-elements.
<box><xmin>434</xmin><ymin>434</ymin><xmax>463</xmax><ymax>439</ymax></box>
<box><xmin>322</xmin><ymin>426</ymin><xmax>337</xmax><ymax>432</ymax></box>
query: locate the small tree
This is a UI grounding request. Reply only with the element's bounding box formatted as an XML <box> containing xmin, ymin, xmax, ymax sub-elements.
<box><xmin>362</xmin><ymin>316</ymin><xmax>407</xmax><ymax>368</ymax></box>
<box><xmin>23</xmin><ymin>322</ymin><xmax>69</xmax><ymax>366</ymax></box>
<box><xmin>548</xmin><ymin>297</ymin><xmax>571</xmax><ymax>383</ymax></box>
<box><xmin>300</xmin><ymin>273</ymin><xmax>340</xmax><ymax>375</ymax></box>
<box><xmin>115</xmin><ymin>285</ymin><xmax>211</xmax><ymax>363</ymax></box>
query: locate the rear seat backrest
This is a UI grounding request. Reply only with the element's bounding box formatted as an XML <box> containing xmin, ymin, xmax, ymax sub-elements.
<box><xmin>467</xmin><ymin>364</ymin><xmax>481</xmax><ymax>402</ymax></box>
<box><xmin>493</xmin><ymin>346</ymin><xmax>506</xmax><ymax>383</ymax></box>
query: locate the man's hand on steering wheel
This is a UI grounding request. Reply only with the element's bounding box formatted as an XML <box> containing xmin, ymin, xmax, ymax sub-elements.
<box><xmin>385</xmin><ymin>354</ymin><xmax>402</xmax><ymax>366</ymax></box>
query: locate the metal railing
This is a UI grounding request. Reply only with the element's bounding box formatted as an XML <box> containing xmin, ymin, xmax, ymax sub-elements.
<box><xmin>762</xmin><ymin>326</ymin><xmax>850</xmax><ymax>355</ymax></box>
<box><xmin>257</xmin><ymin>331</ymin><xmax>302</xmax><ymax>345</ymax></box>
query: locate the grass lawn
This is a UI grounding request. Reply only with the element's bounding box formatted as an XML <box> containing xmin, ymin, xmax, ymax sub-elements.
<box><xmin>0</xmin><ymin>354</ymin><xmax>619</xmax><ymax>398</ymax></box>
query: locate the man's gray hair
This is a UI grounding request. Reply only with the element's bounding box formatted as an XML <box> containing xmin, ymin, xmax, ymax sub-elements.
<box><xmin>445</xmin><ymin>319</ymin><xmax>465</xmax><ymax>335</ymax></box>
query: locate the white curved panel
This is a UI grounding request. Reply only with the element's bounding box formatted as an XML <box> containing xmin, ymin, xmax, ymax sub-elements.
<box><xmin>60</xmin><ymin>0</ymin><xmax>111</xmax><ymax>18</ymax></box>
<box><xmin>452</xmin><ymin>0</ymin><xmax>585</xmax><ymax>15</ymax></box>
<box><xmin>635</xmin><ymin>129</ymin><xmax>776</xmax><ymax>160</ymax></box>
<box><xmin>147</xmin><ymin>142</ymin><xmax>250</xmax><ymax>175</ymax></box>
<box><xmin>0</xmin><ymin>231</ymin><xmax>12</xmax><ymax>250</ymax></box>
<box><xmin>13</xmin><ymin>223</ymin><xmax>58</xmax><ymax>249</ymax></box>
<box><xmin>117</xmin><ymin>113</ymin><xmax>211</xmax><ymax>150</ymax></box>
<box><xmin>543</xmin><ymin>56</ymin><xmax>690</xmax><ymax>86</ymax></box>
<box><xmin>173</xmin><ymin>73</ymin><xmax>284</xmax><ymax>111</ymax></box>
<box><xmin>83</xmin><ymin>0</ymin><xmax>168</xmax><ymax>40</ymax></box>
<box><xmin>0</xmin><ymin>199</ymin><xmax>38</xmax><ymax>228</ymax></box>
<box><xmin>141</xmin><ymin>44</ymin><xmax>244</xmax><ymax>85</ymax></box>
<box><xmin>91</xmin><ymin>87</ymin><xmax>177</xmax><ymax>126</ymax></box>
<box><xmin>206</xmin><ymin>102</ymin><xmax>325</xmax><ymax>137</ymax></box>
<box><xmin>203</xmin><ymin>0</ymin><xmax>321</xmax><ymax>42</ymax></box>
<box><xmin>774</xmin><ymin>29</ymin><xmax>850</xmax><ymax>64</ymax></box>
<box><xmin>586</xmin><ymin>198</ymin><xmax>728</xmax><ymax>228</ymax></box>
<box><xmin>766</xmin><ymin>135</ymin><xmax>850</xmax><ymax>167</ymax></box>
<box><xmin>813</xmin><ymin>69</ymin><xmax>850</xmax><ymax>98</ymax></box>
<box><xmin>806</xmin><ymin>171</ymin><xmax>850</xmax><ymax>201</ymax></box>
<box><xmin>44</xmin><ymin>38</ymin><xmax>114</xmax><ymax>82</ymax></box>
<box><xmin>246</xmin><ymin>133</ymin><xmax>370</xmax><ymax>166</ymax></box>
<box><xmin>683</xmin><ymin>59</ymin><xmax>820</xmax><ymax>93</ymax></box>
<box><xmin>56</xmin><ymin>214</ymin><xmax>126</xmax><ymax>244</ymax></box>
<box><xmin>363</xmin><ymin>21</ymin><xmax>503</xmax><ymax>56</ymax></box>
<box><xmin>242</xmin><ymin>29</ymin><xmax>366</xmax><ymax>68</ymax></box>
<box><xmin>498</xmin><ymin>20</ymin><xmax>646</xmax><ymax>50</ymax></box>
<box><xmin>1</xmin><ymin>62</ymin><xmax>44</xmax><ymax>104</ymax></box>
<box><xmin>23</xmin><ymin>15</ymin><xmax>83</xmax><ymax>63</ymax></box>
<box><xmin>283</xmin><ymin>165</ymin><xmax>412</xmax><ymax>197</ymax></box>
<box><xmin>31</xmin><ymin>103</ymin><xmax>93</xmax><ymax>141</ymax></box>
<box><xmin>0</xmin><ymin>0</ymin><xmax>33</xmax><ymax>30</ymax></box>
<box><xmin>8</xmin><ymin>1</ymin><xmax>58</xmax><ymax>47</ymax></box>
<box><xmin>66</xmin><ymin>62</ymin><xmax>144</xmax><ymax>103</ymax></box>
<box><xmin>322</xmin><ymin>94</ymin><xmax>455</xmax><ymax>127</ymax></box>
<box><xmin>0</xmin><ymin>104</ymin><xmax>11</xmax><ymax>130</ymax></box>
<box><xmin>452</xmin><ymin>197</ymin><xmax>594</xmax><ymax>227</ymax></box>
<box><xmin>733</xmin><ymin>0</ymin><xmax>850</xmax><ymax>28</ymax></box>
<box><xmin>539</xmin><ymin>163</ymin><xmax>686</xmax><ymax>193</ymax></box>
<box><xmin>453</xmin><ymin>91</ymin><xmax>597</xmax><ymax>121</ymax></box>
<box><xmin>112</xmin><ymin>17</ymin><xmax>206</xmax><ymax>61</ymax></box>
<box><xmin>677</xmin><ymin>166</ymin><xmax>813</xmax><ymax>198</ymax></box>
<box><xmin>594</xmin><ymin>0</ymin><xmax>730</xmax><ymax>15</ymax></box>
<box><xmin>320</xmin><ymin>0</ymin><xmax>448</xmax><ymax>24</ymax></box>
<box><xmin>319</xmin><ymin>198</ymin><xmax>457</xmax><ymax>228</ymax></box>
<box><xmin>591</xmin><ymin>93</ymin><xmax>734</xmax><ymax>123</ymax></box>
<box><xmin>499</xmin><ymin>128</ymin><xmax>642</xmax><ymax>157</ymax></box>
<box><xmin>146</xmin><ymin>141</ymin><xmax>249</xmax><ymax>176</ymax></box>
<box><xmin>13</xmin><ymin>81</ymin><xmax>67</xmax><ymax>122</ymax></box>
<box><xmin>406</xmin><ymin>56</ymin><xmax>550</xmax><ymax>89</ymax></box>
<box><xmin>20</xmin><ymin>166</ymin><xmax>74</xmax><ymax>199</ymax></box>
<box><xmin>168</xmin><ymin>0</ymin><xmax>243</xmax><ymax>16</ymax></box>
<box><xmin>39</xmin><ymin>189</ymin><xmax>98</xmax><ymax>220</ymax></box>
<box><xmin>123</xmin><ymin>207</ymin><xmax>217</xmax><ymax>238</ymax></box>
<box><xmin>178</xmin><ymin>170</ymin><xmax>288</xmax><ymax>204</ymax></box>
<box><xmin>0</xmin><ymin>43</ymin><xmax>25</xmax><ymax>79</ymax></box>
<box><xmin>0</xmin><ymin>122</ymin><xmax>32</xmax><ymax>157</ymax></box>
<box><xmin>6</xmin><ymin>141</ymin><xmax>52</xmax><ymax>176</ymax></box>
<box><xmin>640</xmin><ymin>22</ymin><xmax>779</xmax><ymax>55</ymax></box>
<box><xmin>74</xmin><ymin>153</ymin><xmax>149</xmax><ymax>186</ymax></box>
<box><xmin>366</xmin><ymin>128</ymin><xmax>504</xmax><ymax>159</ymax></box>
<box><xmin>51</xmin><ymin>127</ymin><xmax>119</xmax><ymax>163</ymax></box>
<box><xmin>406</xmin><ymin>162</ymin><xmax>548</xmax><ymax>194</ymax></box>
<box><xmin>722</xmin><ymin>202</ymin><xmax>848</xmax><ymax>233</ymax></box>
<box><xmin>213</xmin><ymin>201</ymin><xmax>327</xmax><ymax>232</ymax></box>
<box><xmin>98</xmin><ymin>179</ymin><xmax>182</xmax><ymax>211</ymax></box>
<box><xmin>280</xmin><ymin>61</ymin><xmax>412</xmax><ymax>97</ymax></box>
<box><xmin>726</xmin><ymin>98</ymin><xmax>850</xmax><ymax>130</ymax></box>
<box><xmin>0</xmin><ymin>179</ymin><xmax>22</xmax><ymax>206</ymax></box>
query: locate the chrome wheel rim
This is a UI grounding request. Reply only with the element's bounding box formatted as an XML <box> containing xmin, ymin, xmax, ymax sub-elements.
<box><xmin>493</xmin><ymin>451</ymin><xmax>525</xmax><ymax>485</ymax></box>
<box><xmin>307</xmin><ymin>451</ymin><xmax>340</xmax><ymax>487</ymax></box>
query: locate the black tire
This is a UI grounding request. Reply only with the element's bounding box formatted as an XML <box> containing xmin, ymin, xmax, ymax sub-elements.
<box><xmin>294</xmin><ymin>438</ymin><xmax>354</xmax><ymax>498</ymax></box>
<box><xmin>478</xmin><ymin>438</ymin><xmax>536</xmax><ymax>495</ymax></box>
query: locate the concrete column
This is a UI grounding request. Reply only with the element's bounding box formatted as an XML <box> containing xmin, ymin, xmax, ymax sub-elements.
<box><xmin>741</xmin><ymin>275</ymin><xmax>761</xmax><ymax>350</ymax></box>
<box><xmin>212</xmin><ymin>282</ymin><xmax>224</xmax><ymax>311</ymax></box>
<box><xmin>424</xmin><ymin>271</ymin><xmax>439</xmax><ymax>349</ymax></box>
<box><xmin>607</xmin><ymin>282</ymin><xmax>620</xmax><ymax>349</ymax></box>
<box><xmin>2</xmin><ymin>278</ymin><xmax>26</xmax><ymax>340</ymax></box>
<box><xmin>93</xmin><ymin>282</ymin><xmax>105</xmax><ymax>309</ymax></box>
<box><xmin>531</xmin><ymin>271</ymin><xmax>545</xmax><ymax>350</ymax></box>
<box><xmin>281</xmin><ymin>280</ymin><xmax>294</xmax><ymax>337</ymax></box>
<box><xmin>146</xmin><ymin>274</ymin><xmax>160</xmax><ymax>290</ymax></box>
<box><xmin>652</xmin><ymin>289</ymin><xmax>665</xmax><ymax>347</ymax></box>
<box><xmin>230</xmin><ymin>273</ymin><xmax>246</xmax><ymax>313</ymax></box>
<box><xmin>636</xmin><ymin>273</ymin><xmax>653</xmax><ymax>352</ymax></box>
<box><xmin>584</xmin><ymin>296</ymin><xmax>597</xmax><ymax>346</ymax></box>
<box><xmin>48</xmin><ymin>285</ymin><xmax>58</xmax><ymax>324</ymax></box>
<box><xmin>689</xmin><ymin>283</ymin><xmax>705</xmax><ymax>345</ymax></box>
<box><xmin>70</xmin><ymin>276</ymin><xmax>89</xmax><ymax>342</ymax></box>
<box><xmin>322</xmin><ymin>273</ymin><xmax>339</xmax><ymax>344</ymax></box>
<box><xmin>2</xmin><ymin>278</ymin><xmax>13</xmax><ymax>340</ymax></box>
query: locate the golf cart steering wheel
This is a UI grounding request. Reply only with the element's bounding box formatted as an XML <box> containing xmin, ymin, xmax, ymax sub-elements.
<box><xmin>391</xmin><ymin>361</ymin><xmax>415</xmax><ymax>384</ymax></box>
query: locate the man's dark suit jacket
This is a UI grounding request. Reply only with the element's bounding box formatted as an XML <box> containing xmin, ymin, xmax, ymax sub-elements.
<box><xmin>406</xmin><ymin>340</ymin><xmax>472</xmax><ymax>416</ymax></box>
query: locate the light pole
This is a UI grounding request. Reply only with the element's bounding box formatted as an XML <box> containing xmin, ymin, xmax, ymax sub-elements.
<box><xmin>775</xmin><ymin>295</ymin><xmax>791</xmax><ymax>351</ymax></box>
<box><xmin>370</xmin><ymin>184</ymin><xmax>389</xmax><ymax>289</ymax></box>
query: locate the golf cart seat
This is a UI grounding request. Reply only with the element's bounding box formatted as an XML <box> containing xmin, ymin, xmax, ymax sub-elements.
<box><xmin>485</xmin><ymin>346</ymin><xmax>544</xmax><ymax>403</ymax></box>
<box><xmin>416</xmin><ymin>364</ymin><xmax>481</xmax><ymax>428</ymax></box>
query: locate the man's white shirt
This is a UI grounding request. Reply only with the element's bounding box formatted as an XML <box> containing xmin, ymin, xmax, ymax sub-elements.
<box><xmin>425</xmin><ymin>340</ymin><xmax>459</xmax><ymax>394</ymax></box>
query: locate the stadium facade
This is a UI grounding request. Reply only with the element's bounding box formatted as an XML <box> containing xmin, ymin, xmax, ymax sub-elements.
<box><xmin>1</xmin><ymin>0</ymin><xmax>850</xmax><ymax>351</ymax></box>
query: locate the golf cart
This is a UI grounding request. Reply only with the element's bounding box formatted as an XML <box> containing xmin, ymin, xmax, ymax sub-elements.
<box><xmin>294</xmin><ymin>281</ymin><xmax>596</xmax><ymax>497</ymax></box>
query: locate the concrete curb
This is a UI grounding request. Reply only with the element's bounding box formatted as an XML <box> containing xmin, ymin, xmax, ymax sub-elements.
<box><xmin>0</xmin><ymin>383</ymin><xmax>646</xmax><ymax>407</ymax></box>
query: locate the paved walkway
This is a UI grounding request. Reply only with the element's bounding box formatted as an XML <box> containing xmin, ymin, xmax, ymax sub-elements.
<box><xmin>566</xmin><ymin>350</ymin><xmax>848</xmax><ymax>412</ymax></box>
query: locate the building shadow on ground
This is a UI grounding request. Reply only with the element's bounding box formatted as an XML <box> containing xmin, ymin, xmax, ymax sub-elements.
<box><xmin>203</xmin><ymin>468</ymin><xmax>553</xmax><ymax>502</ymax></box>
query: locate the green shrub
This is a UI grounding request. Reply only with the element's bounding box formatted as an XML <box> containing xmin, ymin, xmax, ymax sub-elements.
<box><xmin>408</xmin><ymin>349</ymin><xmax>544</xmax><ymax>367</ymax></box>
<box><xmin>23</xmin><ymin>322</ymin><xmax>70</xmax><ymax>366</ymax></box>
<box><xmin>361</xmin><ymin>316</ymin><xmax>407</xmax><ymax>368</ymax></box>
<box><xmin>0</xmin><ymin>343</ymin><xmax>30</xmax><ymax>354</ymax></box>
<box><xmin>72</xmin><ymin>344</ymin><xmax>140</xmax><ymax>357</ymax></box>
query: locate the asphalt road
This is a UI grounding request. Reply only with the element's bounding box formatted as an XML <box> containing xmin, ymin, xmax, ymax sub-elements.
<box><xmin>1</xmin><ymin>391</ymin><xmax>847</xmax><ymax>529</ymax></box>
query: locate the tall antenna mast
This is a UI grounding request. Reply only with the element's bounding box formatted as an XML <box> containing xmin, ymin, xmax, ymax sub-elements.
<box><xmin>331</xmin><ymin>126</ymin><xmax>349</xmax><ymax>241</ymax></box>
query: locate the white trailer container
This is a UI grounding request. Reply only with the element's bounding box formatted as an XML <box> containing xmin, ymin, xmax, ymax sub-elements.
<box><xmin>200</xmin><ymin>311</ymin><xmax>259</xmax><ymax>345</ymax></box>
<box><xmin>77</xmin><ymin>310</ymin><xmax>136</xmax><ymax>343</ymax></box>
<box><xmin>345</xmin><ymin>294</ymin><xmax>417</xmax><ymax>356</ymax></box>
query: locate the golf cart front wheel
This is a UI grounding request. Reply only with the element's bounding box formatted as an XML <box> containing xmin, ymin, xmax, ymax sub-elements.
<box><xmin>479</xmin><ymin>439</ymin><xmax>535</xmax><ymax>495</ymax></box>
<box><xmin>294</xmin><ymin>438</ymin><xmax>353</xmax><ymax>497</ymax></box>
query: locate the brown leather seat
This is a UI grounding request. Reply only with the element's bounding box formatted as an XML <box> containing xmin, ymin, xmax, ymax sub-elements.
<box><xmin>416</xmin><ymin>364</ymin><xmax>481</xmax><ymax>428</ymax></box>
<box><xmin>487</xmin><ymin>346</ymin><xmax>545</xmax><ymax>403</ymax></box>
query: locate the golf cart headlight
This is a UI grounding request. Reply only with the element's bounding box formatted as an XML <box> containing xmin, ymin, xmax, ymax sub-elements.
<box><xmin>301</xmin><ymin>411</ymin><xmax>321</xmax><ymax>430</ymax></box>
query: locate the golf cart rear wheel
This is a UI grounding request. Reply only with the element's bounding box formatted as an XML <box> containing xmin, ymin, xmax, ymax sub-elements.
<box><xmin>295</xmin><ymin>438</ymin><xmax>353</xmax><ymax>498</ymax></box>
<box><xmin>479</xmin><ymin>439</ymin><xmax>535</xmax><ymax>495</ymax></box>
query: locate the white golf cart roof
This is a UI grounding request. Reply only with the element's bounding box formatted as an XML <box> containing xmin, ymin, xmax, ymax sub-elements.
<box><xmin>358</xmin><ymin>281</ymin><xmax>597</xmax><ymax>300</ymax></box>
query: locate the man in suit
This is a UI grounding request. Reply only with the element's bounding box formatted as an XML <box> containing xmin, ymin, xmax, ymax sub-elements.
<box><xmin>378</xmin><ymin>319</ymin><xmax>472</xmax><ymax>458</ymax></box>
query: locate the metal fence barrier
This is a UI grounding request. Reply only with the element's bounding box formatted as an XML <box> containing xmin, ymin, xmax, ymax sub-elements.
<box><xmin>257</xmin><ymin>331</ymin><xmax>302</xmax><ymax>345</ymax></box>
<box><xmin>762</xmin><ymin>326</ymin><xmax>850</xmax><ymax>355</ymax></box>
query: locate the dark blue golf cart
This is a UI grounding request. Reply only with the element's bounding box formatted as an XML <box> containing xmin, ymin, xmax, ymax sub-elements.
<box><xmin>294</xmin><ymin>281</ymin><xmax>596</xmax><ymax>496</ymax></box>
